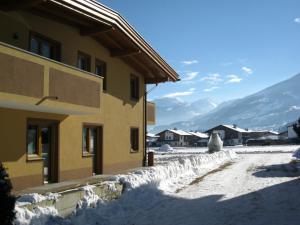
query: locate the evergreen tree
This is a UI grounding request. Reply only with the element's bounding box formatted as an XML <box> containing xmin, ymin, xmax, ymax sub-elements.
<box><xmin>0</xmin><ymin>162</ymin><xmax>16</xmax><ymax>225</ymax></box>
<box><xmin>293</xmin><ymin>118</ymin><xmax>300</xmax><ymax>138</ymax></box>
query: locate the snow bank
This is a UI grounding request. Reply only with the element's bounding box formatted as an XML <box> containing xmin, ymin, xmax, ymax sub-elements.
<box><xmin>76</xmin><ymin>185</ymin><xmax>101</xmax><ymax>210</ymax></box>
<box><xmin>14</xmin><ymin>206</ymin><xmax>59</xmax><ymax>225</ymax></box>
<box><xmin>17</xmin><ymin>193</ymin><xmax>60</xmax><ymax>205</ymax></box>
<box><xmin>14</xmin><ymin>150</ymin><xmax>237</xmax><ymax>225</ymax></box>
<box><xmin>114</xmin><ymin>150</ymin><xmax>237</xmax><ymax>192</ymax></box>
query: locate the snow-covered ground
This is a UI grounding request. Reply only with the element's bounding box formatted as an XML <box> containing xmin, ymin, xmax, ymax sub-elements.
<box><xmin>153</xmin><ymin>145</ymin><xmax>299</xmax><ymax>165</ymax></box>
<box><xmin>14</xmin><ymin>146</ymin><xmax>300</xmax><ymax>225</ymax></box>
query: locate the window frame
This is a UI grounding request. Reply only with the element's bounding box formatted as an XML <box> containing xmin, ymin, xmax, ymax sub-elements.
<box><xmin>130</xmin><ymin>127</ymin><xmax>139</xmax><ymax>153</ymax></box>
<box><xmin>95</xmin><ymin>59</ymin><xmax>107</xmax><ymax>91</ymax></box>
<box><xmin>77</xmin><ymin>51</ymin><xmax>91</xmax><ymax>72</ymax></box>
<box><xmin>26</xmin><ymin>124</ymin><xmax>40</xmax><ymax>158</ymax></box>
<box><xmin>82</xmin><ymin>125</ymin><xmax>100</xmax><ymax>157</ymax></box>
<box><xmin>130</xmin><ymin>75</ymin><xmax>140</xmax><ymax>101</ymax></box>
<box><xmin>28</xmin><ymin>31</ymin><xmax>61</xmax><ymax>61</ymax></box>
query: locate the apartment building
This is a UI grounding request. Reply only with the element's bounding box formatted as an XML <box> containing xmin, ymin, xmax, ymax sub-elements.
<box><xmin>0</xmin><ymin>0</ymin><xmax>178</xmax><ymax>190</ymax></box>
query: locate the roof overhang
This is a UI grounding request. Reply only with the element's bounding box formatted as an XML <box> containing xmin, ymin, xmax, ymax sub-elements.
<box><xmin>0</xmin><ymin>0</ymin><xmax>179</xmax><ymax>84</ymax></box>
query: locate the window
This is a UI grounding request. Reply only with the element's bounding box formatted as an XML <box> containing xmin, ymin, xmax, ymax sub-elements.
<box><xmin>77</xmin><ymin>51</ymin><xmax>91</xmax><ymax>72</ymax></box>
<box><xmin>130</xmin><ymin>128</ymin><xmax>139</xmax><ymax>152</ymax></box>
<box><xmin>95</xmin><ymin>60</ymin><xmax>107</xmax><ymax>91</ymax></box>
<box><xmin>29</xmin><ymin>32</ymin><xmax>60</xmax><ymax>61</ymax></box>
<box><xmin>130</xmin><ymin>75</ymin><xmax>139</xmax><ymax>100</ymax></box>
<box><xmin>82</xmin><ymin>126</ymin><xmax>99</xmax><ymax>155</ymax></box>
<box><xmin>27</xmin><ymin>125</ymin><xmax>39</xmax><ymax>155</ymax></box>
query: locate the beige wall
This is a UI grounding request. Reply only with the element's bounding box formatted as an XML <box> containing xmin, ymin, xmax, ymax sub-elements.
<box><xmin>0</xmin><ymin>11</ymin><xmax>145</xmax><ymax>190</ymax></box>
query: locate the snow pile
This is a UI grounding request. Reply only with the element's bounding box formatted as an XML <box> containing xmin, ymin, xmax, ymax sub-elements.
<box><xmin>14</xmin><ymin>206</ymin><xmax>59</xmax><ymax>225</ymax></box>
<box><xmin>76</xmin><ymin>185</ymin><xmax>100</xmax><ymax>210</ymax></box>
<box><xmin>115</xmin><ymin>150</ymin><xmax>237</xmax><ymax>192</ymax></box>
<box><xmin>17</xmin><ymin>193</ymin><xmax>60</xmax><ymax>205</ymax></box>
<box><xmin>158</xmin><ymin>144</ymin><xmax>174</xmax><ymax>152</ymax></box>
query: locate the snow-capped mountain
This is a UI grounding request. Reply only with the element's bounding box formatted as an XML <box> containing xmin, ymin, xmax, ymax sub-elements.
<box><xmin>153</xmin><ymin>97</ymin><xmax>218</xmax><ymax>126</ymax></box>
<box><xmin>151</xmin><ymin>73</ymin><xmax>300</xmax><ymax>133</ymax></box>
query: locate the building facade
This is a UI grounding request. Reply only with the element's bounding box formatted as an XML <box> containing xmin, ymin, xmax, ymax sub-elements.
<box><xmin>0</xmin><ymin>0</ymin><xmax>178</xmax><ymax>191</ymax></box>
<box><xmin>187</xmin><ymin>132</ymin><xmax>209</xmax><ymax>147</ymax></box>
<box><xmin>157</xmin><ymin>129</ymin><xmax>192</xmax><ymax>147</ymax></box>
<box><xmin>206</xmin><ymin>125</ymin><xmax>246</xmax><ymax>146</ymax></box>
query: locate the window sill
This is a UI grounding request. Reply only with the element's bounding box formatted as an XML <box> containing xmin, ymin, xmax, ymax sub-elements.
<box><xmin>27</xmin><ymin>154</ymin><xmax>43</xmax><ymax>162</ymax></box>
<box><xmin>82</xmin><ymin>152</ymin><xmax>94</xmax><ymax>158</ymax></box>
<box><xmin>130</xmin><ymin>149</ymin><xmax>139</xmax><ymax>154</ymax></box>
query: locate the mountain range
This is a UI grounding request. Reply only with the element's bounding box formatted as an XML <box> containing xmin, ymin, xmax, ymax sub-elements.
<box><xmin>153</xmin><ymin>97</ymin><xmax>218</xmax><ymax>126</ymax></box>
<box><xmin>150</xmin><ymin>73</ymin><xmax>300</xmax><ymax>133</ymax></box>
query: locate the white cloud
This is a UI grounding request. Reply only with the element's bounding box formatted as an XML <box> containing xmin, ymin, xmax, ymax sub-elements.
<box><xmin>189</xmin><ymin>87</ymin><xmax>196</xmax><ymax>91</ymax></box>
<box><xmin>201</xmin><ymin>73</ymin><xmax>222</xmax><ymax>85</ymax></box>
<box><xmin>241</xmin><ymin>66</ymin><xmax>253</xmax><ymax>75</ymax></box>
<box><xmin>181</xmin><ymin>60</ymin><xmax>198</xmax><ymax>65</ymax></box>
<box><xmin>226</xmin><ymin>74</ymin><xmax>242</xmax><ymax>83</ymax></box>
<box><xmin>163</xmin><ymin>90</ymin><xmax>194</xmax><ymax>98</ymax></box>
<box><xmin>294</xmin><ymin>18</ymin><xmax>300</xmax><ymax>23</ymax></box>
<box><xmin>203</xmin><ymin>86</ymin><xmax>219</xmax><ymax>92</ymax></box>
<box><xmin>183</xmin><ymin>72</ymin><xmax>199</xmax><ymax>81</ymax></box>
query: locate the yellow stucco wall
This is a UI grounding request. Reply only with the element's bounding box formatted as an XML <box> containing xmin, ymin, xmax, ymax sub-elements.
<box><xmin>0</xmin><ymin>11</ymin><xmax>145</xmax><ymax>190</ymax></box>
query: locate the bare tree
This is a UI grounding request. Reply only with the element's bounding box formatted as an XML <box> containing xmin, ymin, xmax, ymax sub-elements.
<box><xmin>0</xmin><ymin>162</ymin><xmax>16</xmax><ymax>225</ymax></box>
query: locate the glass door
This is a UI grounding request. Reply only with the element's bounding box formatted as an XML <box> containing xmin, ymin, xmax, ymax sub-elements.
<box><xmin>41</xmin><ymin>126</ymin><xmax>51</xmax><ymax>183</ymax></box>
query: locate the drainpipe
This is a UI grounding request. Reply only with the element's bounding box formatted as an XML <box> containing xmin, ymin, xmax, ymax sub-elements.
<box><xmin>143</xmin><ymin>90</ymin><xmax>147</xmax><ymax>166</ymax></box>
<box><xmin>143</xmin><ymin>83</ymin><xmax>158</xmax><ymax>167</ymax></box>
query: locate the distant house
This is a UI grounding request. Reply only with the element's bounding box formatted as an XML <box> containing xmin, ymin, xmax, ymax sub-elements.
<box><xmin>156</xmin><ymin>129</ymin><xmax>192</xmax><ymax>147</ymax></box>
<box><xmin>146</xmin><ymin>133</ymin><xmax>159</xmax><ymax>147</ymax></box>
<box><xmin>205</xmin><ymin>125</ymin><xmax>247</xmax><ymax>146</ymax></box>
<box><xmin>278</xmin><ymin>130</ymin><xmax>288</xmax><ymax>140</ymax></box>
<box><xmin>187</xmin><ymin>132</ymin><xmax>209</xmax><ymax>147</ymax></box>
<box><xmin>245</xmin><ymin>131</ymin><xmax>279</xmax><ymax>141</ymax></box>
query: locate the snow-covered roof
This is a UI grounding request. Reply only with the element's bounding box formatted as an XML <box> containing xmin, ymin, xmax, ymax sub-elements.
<box><xmin>247</xmin><ymin>130</ymin><xmax>279</xmax><ymax>135</ymax></box>
<box><xmin>222</xmin><ymin>125</ymin><xmax>249</xmax><ymax>133</ymax></box>
<box><xmin>167</xmin><ymin>129</ymin><xmax>192</xmax><ymax>136</ymax></box>
<box><xmin>188</xmin><ymin>132</ymin><xmax>209</xmax><ymax>139</ymax></box>
<box><xmin>147</xmin><ymin>133</ymin><xmax>159</xmax><ymax>138</ymax></box>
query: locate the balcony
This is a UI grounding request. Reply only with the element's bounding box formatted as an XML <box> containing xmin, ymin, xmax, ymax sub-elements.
<box><xmin>146</xmin><ymin>101</ymin><xmax>156</xmax><ymax>125</ymax></box>
<box><xmin>0</xmin><ymin>42</ymin><xmax>102</xmax><ymax>115</ymax></box>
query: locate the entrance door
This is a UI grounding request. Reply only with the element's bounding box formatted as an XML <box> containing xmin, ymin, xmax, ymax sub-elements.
<box><xmin>83</xmin><ymin>125</ymin><xmax>102</xmax><ymax>175</ymax></box>
<box><xmin>93</xmin><ymin>126</ymin><xmax>103</xmax><ymax>175</ymax></box>
<box><xmin>28</xmin><ymin>119</ymin><xmax>58</xmax><ymax>184</ymax></box>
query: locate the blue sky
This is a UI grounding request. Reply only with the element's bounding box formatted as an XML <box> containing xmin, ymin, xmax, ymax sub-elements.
<box><xmin>100</xmin><ymin>0</ymin><xmax>300</xmax><ymax>103</ymax></box>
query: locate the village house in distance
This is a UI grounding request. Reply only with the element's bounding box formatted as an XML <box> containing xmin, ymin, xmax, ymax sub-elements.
<box><xmin>156</xmin><ymin>129</ymin><xmax>209</xmax><ymax>147</ymax></box>
<box><xmin>153</xmin><ymin>123</ymin><xmax>300</xmax><ymax>148</ymax></box>
<box><xmin>0</xmin><ymin>0</ymin><xmax>179</xmax><ymax>191</ymax></box>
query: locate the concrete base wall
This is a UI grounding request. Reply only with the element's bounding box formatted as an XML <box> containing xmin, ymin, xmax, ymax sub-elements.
<box><xmin>21</xmin><ymin>182</ymin><xmax>124</xmax><ymax>217</ymax></box>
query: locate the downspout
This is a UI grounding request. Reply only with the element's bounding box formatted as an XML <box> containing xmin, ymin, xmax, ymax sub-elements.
<box><xmin>143</xmin><ymin>83</ymin><xmax>158</xmax><ymax>167</ymax></box>
<box><xmin>143</xmin><ymin>89</ymin><xmax>147</xmax><ymax>166</ymax></box>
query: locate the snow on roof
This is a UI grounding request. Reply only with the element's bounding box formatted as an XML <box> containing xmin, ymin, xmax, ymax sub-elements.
<box><xmin>222</xmin><ymin>125</ymin><xmax>249</xmax><ymax>133</ymax></box>
<box><xmin>147</xmin><ymin>133</ymin><xmax>159</xmax><ymax>138</ymax></box>
<box><xmin>168</xmin><ymin>129</ymin><xmax>192</xmax><ymax>136</ymax></box>
<box><xmin>188</xmin><ymin>132</ymin><xmax>209</xmax><ymax>139</ymax></box>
